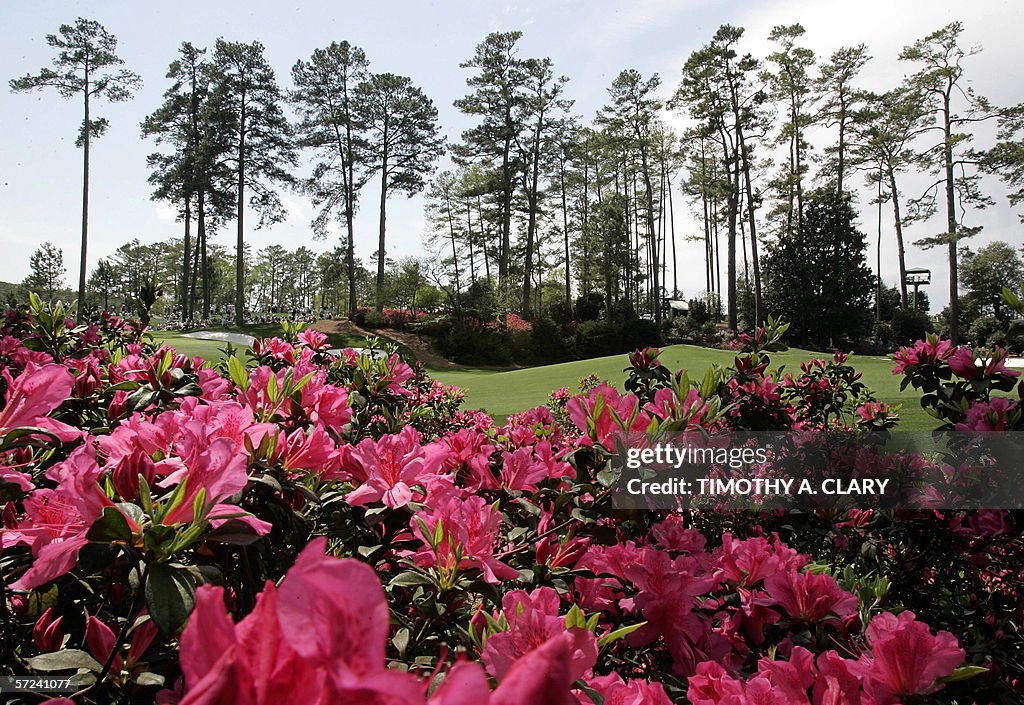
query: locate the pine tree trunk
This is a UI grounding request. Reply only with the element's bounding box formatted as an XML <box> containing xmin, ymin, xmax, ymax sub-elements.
<box><xmin>79</xmin><ymin>66</ymin><xmax>90</xmax><ymax>311</ymax></box>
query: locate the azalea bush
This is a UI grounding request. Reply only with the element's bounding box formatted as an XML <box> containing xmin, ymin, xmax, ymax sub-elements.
<box><xmin>0</xmin><ymin>301</ymin><xmax>1020</xmax><ymax>704</ymax></box>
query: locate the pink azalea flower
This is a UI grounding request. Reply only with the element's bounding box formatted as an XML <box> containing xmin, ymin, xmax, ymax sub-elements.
<box><xmin>499</xmin><ymin>447</ymin><xmax>550</xmax><ymax>491</ymax></box>
<box><xmin>955</xmin><ymin>397</ymin><xmax>1019</xmax><ymax>432</ymax></box>
<box><xmin>755</xmin><ymin>646</ymin><xmax>816</xmax><ymax>704</ymax></box>
<box><xmin>481</xmin><ymin>587</ymin><xmax>597</xmax><ymax>682</ymax></box>
<box><xmin>755</xmin><ymin>570</ymin><xmax>859</xmax><ymax>624</ymax></box>
<box><xmin>158</xmin><ymin>426</ymin><xmax>268</xmax><ymax>534</ymax></box>
<box><xmin>651</xmin><ymin>514</ymin><xmax>707</xmax><ymax>554</ymax></box>
<box><xmin>442</xmin><ymin>428</ymin><xmax>498</xmax><ymax>490</ymax></box>
<box><xmin>536</xmin><ymin>534</ymin><xmax>591</xmax><ymax>570</ymax></box>
<box><xmin>4</xmin><ymin>447</ymin><xmax>118</xmax><ymax>590</ymax></box>
<box><xmin>577</xmin><ymin>673</ymin><xmax>674</xmax><ymax>705</ymax></box>
<box><xmin>891</xmin><ymin>336</ymin><xmax>954</xmax><ymax>375</ymax></box>
<box><xmin>573</xmin><ymin>542</ymin><xmax>641</xmax><ymax>612</ymax></box>
<box><xmin>266</xmin><ymin>425</ymin><xmax>344</xmax><ymax>479</ymax></box>
<box><xmin>715</xmin><ymin>533</ymin><xmax>807</xmax><ymax>589</ymax></box>
<box><xmin>686</xmin><ymin>661</ymin><xmax>746</xmax><ymax>705</ymax></box>
<box><xmin>181</xmin><ymin>537</ymin><xmax>586</xmax><ymax>705</ymax></box>
<box><xmin>345</xmin><ymin>426</ymin><xmax>450</xmax><ymax>509</ymax></box>
<box><xmin>296</xmin><ymin>328</ymin><xmax>329</xmax><ymax>350</ymax></box>
<box><xmin>624</xmin><ymin>548</ymin><xmax>722</xmax><ymax>676</ymax></box>
<box><xmin>33</xmin><ymin>607</ymin><xmax>64</xmax><ymax>652</ymax></box>
<box><xmin>409</xmin><ymin>494</ymin><xmax>519</xmax><ymax>584</ymax></box>
<box><xmin>86</xmin><ymin>615</ymin><xmax>122</xmax><ymax>674</ymax></box>
<box><xmin>947</xmin><ymin>347</ymin><xmax>979</xmax><ymax>379</ymax></box>
<box><xmin>814</xmin><ymin>651</ymin><xmax>870</xmax><ymax>705</ymax></box>
<box><xmin>855</xmin><ymin>610</ymin><xmax>965</xmax><ymax>699</ymax></box>
<box><xmin>566</xmin><ymin>383</ymin><xmax>651</xmax><ymax>448</ymax></box>
<box><xmin>488</xmin><ymin>633</ymin><xmax>587</xmax><ymax>705</ymax></box>
<box><xmin>0</xmin><ymin>362</ymin><xmax>80</xmax><ymax>442</ymax></box>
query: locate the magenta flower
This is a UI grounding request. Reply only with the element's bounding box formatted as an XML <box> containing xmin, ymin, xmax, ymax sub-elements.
<box><xmin>481</xmin><ymin>587</ymin><xmax>597</xmax><ymax>682</ymax></box>
<box><xmin>947</xmin><ymin>347</ymin><xmax>980</xmax><ymax>379</ymax></box>
<box><xmin>345</xmin><ymin>426</ymin><xmax>450</xmax><ymax>509</ymax></box>
<box><xmin>0</xmin><ymin>362</ymin><xmax>80</xmax><ymax>442</ymax></box>
<box><xmin>651</xmin><ymin>514</ymin><xmax>707</xmax><ymax>554</ymax></box>
<box><xmin>715</xmin><ymin>533</ymin><xmax>807</xmax><ymax>589</ymax></box>
<box><xmin>755</xmin><ymin>570</ymin><xmax>859</xmax><ymax>624</ymax></box>
<box><xmin>181</xmin><ymin>537</ymin><xmax>422</xmax><ymax>705</ymax></box>
<box><xmin>442</xmin><ymin>428</ymin><xmax>498</xmax><ymax>490</ymax></box>
<box><xmin>686</xmin><ymin>661</ymin><xmax>745</xmax><ymax>705</ymax></box>
<box><xmin>855</xmin><ymin>610</ymin><xmax>965</xmax><ymax>699</ymax></box>
<box><xmin>4</xmin><ymin>447</ymin><xmax>118</xmax><ymax>590</ymax></box>
<box><xmin>891</xmin><ymin>335</ymin><xmax>954</xmax><ymax>375</ymax></box>
<box><xmin>577</xmin><ymin>673</ymin><xmax>674</xmax><ymax>705</ymax></box>
<box><xmin>499</xmin><ymin>447</ymin><xmax>550</xmax><ymax>491</ymax></box>
<box><xmin>813</xmin><ymin>650</ymin><xmax>869</xmax><ymax>705</ymax></box>
<box><xmin>755</xmin><ymin>646</ymin><xmax>815</xmax><ymax>704</ymax></box>
<box><xmin>32</xmin><ymin>608</ymin><xmax>64</xmax><ymax>652</ymax></box>
<box><xmin>296</xmin><ymin>328</ymin><xmax>329</xmax><ymax>350</ymax></box>
<box><xmin>955</xmin><ymin>397</ymin><xmax>1019</xmax><ymax>432</ymax></box>
<box><xmin>409</xmin><ymin>493</ymin><xmax>519</xmax><ymax>584</ymax></box>
<box><xmin>86</xmin><ymin>615</ymin><xmax>123</xmax><ymax>674</ymax></box>
<box><xmin>180</xmin><ymin>537</ymin><xmax>586</xmax><ymax>705</ymax></box>
<box><xmin>628</xmin><ymin>346</ymin><xmax>662</xmax><ymax>371</ymax></box>
<box><xmin>566</xmin><ymin>383</ymin><xmax>651</xmax><ymax>448</ymax></box>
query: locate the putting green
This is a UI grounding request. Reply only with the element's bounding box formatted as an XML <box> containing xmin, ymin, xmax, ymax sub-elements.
<box><xmin>427</xmin><ymin>345</ymin><xmax>933</xmax><ymax>431</ymax></box>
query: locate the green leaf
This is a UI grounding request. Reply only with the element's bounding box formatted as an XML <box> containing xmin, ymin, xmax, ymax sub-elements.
<box><xmin>117</xmin><ymin>502</ymin><xmax>146</xmax><ymax>526</ymax></box>
<box><xmin>228</xmin><ymin>354</ymin><xmax>250</xmax><ymax>392</ymax></box>
<box><xmin>597</xmin><ymin>621</ymin><xmax>648</xmax><ymax>647</ymax></box>
<box><xmin>145</xmin><ymin>563</ymin><xmax>197</xmax><ymax>633</ymax></box>
<box><xmin>0</xmin><ymin>425</ymin><xmax>62</xmax><ymax>451</ymax></box>
<box><xmin>134</xmin><ymin>671</ymin><xmax>166</xmax><ymax>687</ymax></box>
<box><xmin>433</xmin><ymin>517</ymin><xmax>445</xmax><ymax>547</ymax></box>
<box><xmin>389</xmin><ymin>572</ymin><xmax>433</xmax><ymax>588</ymax></box>
<box><xmin>138</xmin><ymin>475</ymin><xmax>154</xmax><ymax>517</ymax></box>
<box><xmin>564</xmin><ymin>604</ymin><xmax>587</xmax><ymax>630</ymax></box>
<box><xmin>86</xmin><ymin>506</ymin><xmax>133</xmax><ymax>544</ymax></box>
<box><xmin>204</xmin><ymin>519</ymin><xmax>264</xmax><ymax>545</ymax></box>
<box><xmin>940</xmin><ymin>665</ymin><xmax>989</xmax><ymax>683</ymax></box>
<box><xmin>191</xmin><ymin>487</ymin><xmax>208</xmax><ymax>524</ymax></box>
<box><xmin>392</xmin><ymin>627</ymin><xmax>411</xmax><ymax>656</ymax></box>
<box><xmin>28</xmin><ymin>648</ymin><xmax>103</xmax><ymax>672</ymax></box>
<box><xmin>157</xmin><ymin>477</ymin><xmax>190</xmax><ymax>524</ymax></box>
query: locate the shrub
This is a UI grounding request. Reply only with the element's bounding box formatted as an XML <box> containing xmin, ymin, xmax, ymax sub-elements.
<box><xmin>574</xmin><ymin>292</ymin><xmax>604</xmax><ymax>322</ymax></box>
<box><xmin>891</xmin><ymin>307</ymin><xmax>932</xmax><ymax>345</ymax></box>
<box><xmin>528</xmin><ymin>318</ymin><xmax>569</xmax><ymax>364</ymax></box>
<box><xmin>571</xmin><ymin>319</ymin><xmax>622</xmax><ymax>357</ymax></box>
<box><xmin>968</xmin><ymin>314</ymin><xmax>1009</xmax><ymax>347</ymax></box>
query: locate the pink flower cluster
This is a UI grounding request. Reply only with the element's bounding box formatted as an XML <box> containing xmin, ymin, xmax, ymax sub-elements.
<box><xmin>178</xmin><ymin>538</ymin><xmax>592</xmax><ymax>705</ymax></box>
<box><xmin>688</xmin><ymin>610</ymin><xmax>965</xmax><ymax>704</ymax></box>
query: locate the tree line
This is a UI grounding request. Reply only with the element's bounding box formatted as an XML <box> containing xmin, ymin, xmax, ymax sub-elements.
<box><xmin>10</xmin><ymin>18</ymin><xmax>1024</xmax><ymax>343</ymax></box>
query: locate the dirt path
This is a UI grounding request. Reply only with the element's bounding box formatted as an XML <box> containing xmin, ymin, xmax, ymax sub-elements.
<box><xmin>309</xmin><ymin>319</ymin><xmax>460</xmax><ymax>369</ymax></box>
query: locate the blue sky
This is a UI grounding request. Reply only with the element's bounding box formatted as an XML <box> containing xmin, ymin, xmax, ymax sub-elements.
<box><xmin>2</xmin><ymin>0</ymin><xmax>1022</xmax><ymax>309</ymax></box>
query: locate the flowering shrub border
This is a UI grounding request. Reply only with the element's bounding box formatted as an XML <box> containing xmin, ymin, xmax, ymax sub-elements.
<box><xmin>0</xmin><ymin>303</ymin><xmax>1019</xmax><ymax>704</ymax></box>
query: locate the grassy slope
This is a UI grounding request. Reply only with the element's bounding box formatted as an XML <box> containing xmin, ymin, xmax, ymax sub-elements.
<box><xmin>428</xmin><ymin>345</ymin><xmax>932</xmax><ymax>431</ymax></box>
<box><xmin>151</xmin><ymin>329</ymin><xmax>930</xmax><ymax>431</ymax></box>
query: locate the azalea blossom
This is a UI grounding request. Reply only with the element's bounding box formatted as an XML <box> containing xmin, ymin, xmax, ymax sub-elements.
<box><xmin>0</xmin><ymin>361</ymin><xmax>80</xmax><ymax>442</ymax></box>
<box><xmin>345</xmin><ymin>426</ymin><xmax>450</xmax><ymax>508</ymax></box>
<box><xmin>854</xmin><ymin>610</ymin><xmax>965</xmax><ymax>700</ymax></box>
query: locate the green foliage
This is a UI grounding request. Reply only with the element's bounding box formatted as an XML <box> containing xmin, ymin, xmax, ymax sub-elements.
<box><xmin>762</xmin><ymin>187</ymin><xmax>875</xmax><ymax>346</ymax></box>
<box><xmin>23</xmin><ymin>242</ymin><xmax>67</xmax><ymax>302</ymax></box>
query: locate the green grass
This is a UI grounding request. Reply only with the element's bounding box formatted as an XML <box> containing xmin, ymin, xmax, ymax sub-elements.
<box><xmin>149</xmin><ymin>329</ymin><xmax>931</xmax><ymax>431</ymax></box>
<box><xmin>428</xmin><ymin>344</ymin><xmax>933</xmax><ymax>431</ymax></box>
